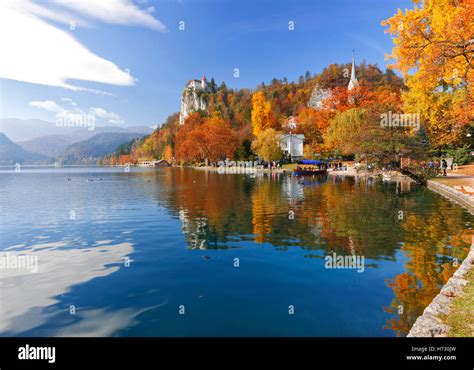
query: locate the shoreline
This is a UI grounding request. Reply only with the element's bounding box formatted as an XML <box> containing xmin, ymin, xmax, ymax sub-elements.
<box><xmin>408</xmin><ymin>240</ymin><xmax>474</xmax><ymax>337</ymax></box>
<box><xmin>191</xmin><ymin>165</ymin><xmax>416</xmax><ymax>182</ymax></box>
<box><xmin>327</xmin><ymin>168</ymin><xmax>415</xmax><ymax>183</ymax></box>
<box><xmin>426</xmin><ymin>180</ymin><xmax>474</xmax><ymax>215</ymax></box>
<box><xmin>191</xmin><ymin>165</ymin><xmax>285</xmax><ymax>174</ymax></box>
<box><xmin>408</xmin><ymin>180</ymin><xmax>474</xmax><ymax>337</ymax></box>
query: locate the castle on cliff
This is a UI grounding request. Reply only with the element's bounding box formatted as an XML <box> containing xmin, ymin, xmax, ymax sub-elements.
<box><xmin>179</xmin><ymin>76</ymin><xmax>211</xmax><ymax>125</ymax></box>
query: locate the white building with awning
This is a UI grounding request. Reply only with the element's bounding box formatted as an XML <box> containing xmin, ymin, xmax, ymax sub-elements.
<box><xmin>278</xmin><ymin>133</ymin><xmax>304</xmax><ymax>159</ymax></box>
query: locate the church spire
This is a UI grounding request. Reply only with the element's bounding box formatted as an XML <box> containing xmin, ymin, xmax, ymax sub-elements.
<box><xmin>348</xmin><ymin>50</ymin><xmax>358</xmax><ymax>91</ymax></box>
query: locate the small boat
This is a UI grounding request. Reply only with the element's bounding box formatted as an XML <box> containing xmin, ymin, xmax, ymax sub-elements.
<box><xmin>293</xmin><ymin>167</ymin><xmax>327</xmax><ymax>176</ymax></box>
<box><xmin>293</xmin><ymin>160</ymin><xmax>328</xmax><ymax>177</ymax></box>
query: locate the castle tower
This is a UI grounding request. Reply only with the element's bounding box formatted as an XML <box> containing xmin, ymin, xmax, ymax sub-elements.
<box><xmin>201</xmin><ymin>76</ymin><xmax>207</xmax><ymax>90</ymax></box>
<box><xmin>348</xmin><ymin>51</ymin><xmax>359</xmax><ymax>91</ymax></box>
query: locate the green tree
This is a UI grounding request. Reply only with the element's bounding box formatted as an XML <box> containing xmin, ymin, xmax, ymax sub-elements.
<box><xmin>209</xmin><ymin>78</ymin><xmax>217</xmax><ymax>93</ymax></box>
<box><xmin>251</xmin><ymin>128</ymin><xmax>283</xmax><ymax>162</ymax></box>
<box><xmin>324</xmin><ymin>108</ymin><xmax>367</xmax><ymax>155</ymax></box>
<box><xmin>446</xmin><ymin>144</ymin><xmax>472</xmax><ymax>165</ymax></box>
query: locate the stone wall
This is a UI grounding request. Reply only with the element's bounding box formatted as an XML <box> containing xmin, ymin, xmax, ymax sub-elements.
<box><xmin>408</xmin><ymin>180</ymin><xmax>474</xmax><ymax>337</ymax></box>
<box><xmin>426</xmin><ymin>180</ymin><xmax>474</xmax><ymax>215</ymax></box>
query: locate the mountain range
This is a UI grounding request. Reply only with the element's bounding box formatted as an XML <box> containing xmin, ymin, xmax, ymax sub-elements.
<box><xmin>0</xmin><ymin>118</ymin><xmax>154</xmax><ymax>165</ymax></box>
<box><xmin>0</xmin><ymin>118</ymin><xmax>154</xmax><ymax>142</ymax></box>
<box><xmin>56</xmin><ymin>132</ymin><xmax>146</xmax><ymax>165</ymax></box>
<box><xmin>0</xmin><ymin>133</ymin><xmax>49</xmax><ymax>164</ymax></box>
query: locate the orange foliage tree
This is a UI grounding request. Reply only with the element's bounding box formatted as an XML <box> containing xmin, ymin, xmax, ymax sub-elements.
<box><xmin>174</xmin><ymin>114</ymin><xmax>239</xmax><ymax>164</ymax></box>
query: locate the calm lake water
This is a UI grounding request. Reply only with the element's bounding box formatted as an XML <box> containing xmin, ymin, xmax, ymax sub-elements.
<box><xmin>0</xmin><ymin>167</ymin><xmax>472</xmax><ymax>337</ymax></box>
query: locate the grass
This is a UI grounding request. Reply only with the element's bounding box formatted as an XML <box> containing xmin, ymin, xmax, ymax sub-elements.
<box><xmin>444</xmin><ymin>268</ymin><xmax>474</xmax><ymax>337</ymax></box>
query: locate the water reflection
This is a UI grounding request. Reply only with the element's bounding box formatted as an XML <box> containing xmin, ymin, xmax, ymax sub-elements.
<box><xmin>0</xmin><ymin>241</ymin><xmax>133</xmax><ymax>335</ymax></box>
<box><xmin>385</xmin><ymin>205</ymin><xmax>472</xmax><ymax>336</ymax></box>
<box><xmin>1</xmin><ymin>167</ymin><xmax>472</xmax><ymax>336</ymax></box>
<box><xmin>53</xmin><ymin>304</ymin><xmax>165</xmax><ymax>337</ymax></box>
<box><xmin>158</xmin><ymin>169</ymin><xmax>472</xmax><ymax>335</ymax></box>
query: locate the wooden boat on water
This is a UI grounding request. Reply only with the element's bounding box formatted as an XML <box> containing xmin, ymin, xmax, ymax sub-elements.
<box><xmin>293</xmin><ymin>160</ymin><xmax>328</xmax><ymax>177</ymax></box>
<box><xmin>293</xmin><ymin>167</ymin><xmax>327</xmax><ymax>176</ymax></box>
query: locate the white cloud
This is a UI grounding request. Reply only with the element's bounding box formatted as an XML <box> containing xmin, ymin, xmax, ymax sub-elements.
<box><xmin>0</xmin><ymin>0</ymin><xmax>166</xmax><ymax>91</ymax></box>
<box><xmin>12</xmin><ymin>0</ymin><xmax>91</xmax><ymax>28</ymax></box>
<box><xmin>91</xmin><ymin>107</ymin><xmax>124</xmax><ymax>124</ymax></box>
<box><xmin>30</xmin><ymin>99</ymin><xmax>124</xmax><ymax>124</ymax></box>
<box><xmin>29</xmin><ymin>100</ymin><xmax>65</xmax><ymax>113</ymax></box>
<box><xmin>54</xmin><ymin>0</ymin><xmax>166</xmax><ymax>31</ymax></box>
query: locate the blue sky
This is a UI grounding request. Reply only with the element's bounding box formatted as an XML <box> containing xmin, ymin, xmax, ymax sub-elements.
<box><xmin>0</xmin><ymin>0</ymin><xmax>412</xmax><ymax>128</ymax></box>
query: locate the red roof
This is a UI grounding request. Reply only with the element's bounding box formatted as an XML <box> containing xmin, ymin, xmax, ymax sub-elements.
<box><xmin>187</xmin><ymin>77</ymin><xmax>207</xmax><ymax>86</ymax></box>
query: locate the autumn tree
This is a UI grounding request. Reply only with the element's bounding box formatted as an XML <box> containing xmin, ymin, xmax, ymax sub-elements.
<box><xmin>174</xmin><ymin>113</ymin><xmax>206</xmax><ymax>163</ymax></box>
<box><xmin>402</xmin><ymin>87</ymin><xmax>471</xmax><ymax>149</ymax></box>
<box><xmin>251</xmin><ymin>91</ymin><xmax>276</xmax><ymax>135</ymax></box>
<box><xmin>251</xmin><ymin>128</ymin><xmax>283</xmax><ymax>162</ymax></box>
<box><xmin>324</xmin><ymin>108</ymin><xmax>367</xmax><ymax>155</ymax></box>
<box><xmin>382</xmin><ymin>0</ymin><xmax>473</xmax><ymax>95</ymax></box>
<box><xmin>382</xmin><ymin>0</ymin><xmax>474</xmax><ymax>148</ymax></box>
<box><xmin>201</xmin><ymin>116</ymin><xmax>239</xmax><ymax>163</ymax></box>
<box><xmin>324</xmin><ymin>106</ymin><xmax>422</xmax><ymax>167</ymax></box>
<box><xmin>163</xmin><ymin>144</ymin><xmax>173</xmax><ymax>163</ymax></box>
<box><xmin>174</xmin><ymin>115</ymin><xmax>238</xmax><ymax>164</ymax></box>
<box><xmin>296</xmin><ymin>106</ymin><xmax>319</xmax><ymax>138</ymax></box>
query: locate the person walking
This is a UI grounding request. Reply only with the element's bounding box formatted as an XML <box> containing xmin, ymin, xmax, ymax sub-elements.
<box><xmin>441</xmin><ymin>159</ymin><xmax>448</xmax><ymax>176</ymax></box>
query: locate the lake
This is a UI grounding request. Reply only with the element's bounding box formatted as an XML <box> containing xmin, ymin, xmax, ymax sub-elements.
<box><xmin>0</xmin><ymin>167</ymin><xmax>472</xmax><ymax>336</ymax></box>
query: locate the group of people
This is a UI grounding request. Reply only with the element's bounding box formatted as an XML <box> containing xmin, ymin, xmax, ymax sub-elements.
<box><xmin>425</xmin><ymin>159</ymin><xmax>449</xmax><ymax>176</ymax></box>
<box><xmin>328</xmin><ymin>162</ymin><xmax>347</xmax><ymax>171</ymax></box>
<box><xmin>260</xmin><ymin>161</ymin><xmax>281</xmax><ymax>170</ymax></box>
<box><xmin>411</xmin><ymin>158</ymin><xmax>451</xmax><ymax>176</ymax></box>
<box><xmin>295</xmin><ymin>162</ymin><xmax>348</xmax><ymax>172</ymax></box>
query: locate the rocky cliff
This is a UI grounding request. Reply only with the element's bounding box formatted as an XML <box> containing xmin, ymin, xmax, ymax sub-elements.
<box><xmin>179</xmin><ymin>85</ymin><xmax>211</xmax><ymax>124</ymax></box>
<box><xmin>308</xmin><ymin>84</ymin><xmax>331</xmax><ymax>110</ymax></box>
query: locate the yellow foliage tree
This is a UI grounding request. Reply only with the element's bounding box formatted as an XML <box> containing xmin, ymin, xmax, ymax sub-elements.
<box><xmin>402</xmin><ymin>85</ymin><xmax>471</xmax><ymax>148</ymax></box>
<box><xmin>382</xmin><ymin>0</ymin><xmax>474</xmax><ymax>147</ymax></box>
<box><xmin>382</xmin><ymin>0</ymin><xmax>473</xmax><ymax>95</ymax></box>
<box><xmin>163</xmin><ymin>144</ymin><xmax>173</xmax><ymax>163</ymax></box>
<box><xmin>251</xmin><ymin>91</ymin><xmax>274</xmax><ymax>135</ymax></box>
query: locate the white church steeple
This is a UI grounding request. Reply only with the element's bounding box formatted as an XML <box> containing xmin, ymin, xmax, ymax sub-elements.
<box><xmin>348</xmin><ymin>51</ymin><xmax>359</xmax><ymax>91</ymax></box>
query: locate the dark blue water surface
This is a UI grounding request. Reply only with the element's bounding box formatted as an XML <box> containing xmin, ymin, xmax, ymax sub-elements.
<box><xmin>0</xmin><ymin>167</ymin><xmax>472</xmax><ymax>336</ymax></box>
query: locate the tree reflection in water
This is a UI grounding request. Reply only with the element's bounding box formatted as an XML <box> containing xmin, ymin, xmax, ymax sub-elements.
<box><xmin>158</xmin><ymin>168</ymin><xmax>472</xmax><ymax>336</ymax></box>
